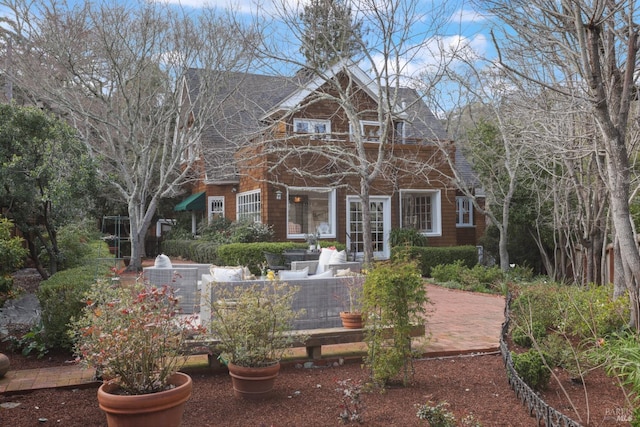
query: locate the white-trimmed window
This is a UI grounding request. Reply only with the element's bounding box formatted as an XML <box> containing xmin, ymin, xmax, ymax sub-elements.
<box><xmin>293</xmin><ymin>119</ymin><xmax>331</xmax><ymax>139</ymax></box>
<box><xmin>287</xmin><ymin>188</ymin><xmax>336</xmax><ymax>238</ymax></box>
<box><xmin>456</xmin><ymin>196</ymin><xmax>474</xmax><ymax>227</ymax></box>
<box><xmin>236</xmin><ymin>190</ymin><xmax>261</xmax><ymax>223</ymax></box>
<box><xmin>208</xmin><ymin>196</ymin><xmax>225</xmax><ymax>222</ymax></box>
<box><xmin>359</xmin><ymin>120</ymin><xmax>381</xmax><ymax>142</ymax></box>
<box><xmin>400</xmin><ymin>190</ymin><xmax>441</xmax><ymax>236</ymax></box>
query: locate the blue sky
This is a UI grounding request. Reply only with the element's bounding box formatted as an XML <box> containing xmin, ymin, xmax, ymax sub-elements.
<box><xmin>157</xmin><ymin>0</ymin><xmax>496</xmax><ymax>77</ymax></box>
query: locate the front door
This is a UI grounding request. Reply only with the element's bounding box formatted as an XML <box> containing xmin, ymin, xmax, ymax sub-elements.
<box><xmin>346</xmin><ymin>196</ymin><xmax>391</xmax><ymax>260</ymax></box>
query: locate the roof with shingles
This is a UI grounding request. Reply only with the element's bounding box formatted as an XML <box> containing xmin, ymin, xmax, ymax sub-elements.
<box><xmin>184</xmin><ymin>65</ymin><xmax>474</xmax><ymax>186</ymax></box>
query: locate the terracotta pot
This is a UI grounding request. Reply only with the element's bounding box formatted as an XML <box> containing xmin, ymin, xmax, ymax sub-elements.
<box><xmin>227</xmin><ymin>362</ymin><xmax>280</xmax><ymax>400</ymax></box>
<box><xmin>0</xmin><ymin>353</ymin><xmax>9</xmax><ymax>377</ymax></box>
<box><xmin>97</xmin><ymin>372</ymin><xmax>192</xmax><ymax>427</ymax></box>
<box><xmin>340</xmin><ymin>312</ymin><xmax>364</xmax><ymax>329</ymax></box>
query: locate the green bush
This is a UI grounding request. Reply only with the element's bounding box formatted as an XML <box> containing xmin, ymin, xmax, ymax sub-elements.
<box><xmin>389</xmin><ymin>228</ymin><xmax>428</xmax><ymax>248</ymax></box>
<box><xmin>363</xmin><ymin>260</ymin><xmax>428</xmax><ymax>387</ymax></box>
<box><xmin>56</xmin><ymin>220</ymin><xmax>101</xmax><ymax>270</ymax></box>
<box><xmin>0</xmin><ymin>216</ymin><xmax>28</xmax><ymax>305</ymax></box>
<box><xmin>460</xmin><ymin>264</ymin><xmax>504</xmax><ymax>292</ymax></box>
<box><xmin>512</xmin><ymin>321</ymin><xmax>547</xmax><ymax>348</ymax></box>
<box><xmin>591</xmin><ymin>332</ymin><xmax>640</xmax><ymax>414</ymax></box>
<box><xmin>512</xmin><ymin>349</ymin><xmax>551</xmax><ymax>391</ymax></box>
<box><xmin>37</xmin><ymin>264</ymin><xmax>112</xmax><ymax>350</ymax></box>
<box><xmin>393</xmin><ymin>245</ymin><xmax>477</xmax><ymax>277</ymax></box>
<box><xmin>563</xmin><ymin>284</ymin><xmax>629</xmax><ymax>339</ymax></box>
<box><xmin>431</xmin><ymin>260</ymin><xmax>467</xmax><ymax>283</ymax></box>
<box><xmin>511</xmin><ymin>283</ymin><xmax>564</xmax><ymax>332</ymax></box>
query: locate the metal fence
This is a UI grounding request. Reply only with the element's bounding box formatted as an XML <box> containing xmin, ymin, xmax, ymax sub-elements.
<box><xmin>501</xmin><ymin>293</ymin><xmax>582</xmax><ymax>427</ymax></box>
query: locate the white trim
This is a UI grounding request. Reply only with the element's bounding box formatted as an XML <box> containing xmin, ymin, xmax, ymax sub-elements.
<box><xmin>293</xmin><ymin>118</ymin><xmax>331</xmax><ymax>139</ymax></box>
<box><xmin>208</xmin><ymin>196</ymin><xmax>225</xmax><ymax>222</ymax></box>
<box><xmin>236</xmin><ymin>189</ymin><xmax>261</xmax><ymax>223</ymax></box>
<box><xmin>286</xmin><ymin>187</ymin><xmax>336</xmax><ymax>239</ymax></box>
<box><xmin>260</xmin><ymin>60</ymin><xmax>380</xmax><ymax>120</ymax></box>
<box><xmin>346</xmin><ymin>195</ymin><xmax>391</xmax><ymax>260</ymax></box>
<box><xmin>456</xmin><ymin>196</ymin><xmax>474</xmax><ymax>227</ymax></box>
<box><xmin>399</xmin><ymin>189</ymin><xmax>442</xmax><ymax>236</ymax></box>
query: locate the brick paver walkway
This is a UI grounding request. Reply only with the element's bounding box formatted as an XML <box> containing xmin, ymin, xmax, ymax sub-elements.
<box><xmin>0</xmin><ymin>283</ymin><xmax>505</xmax><ymax>394</ymax></box>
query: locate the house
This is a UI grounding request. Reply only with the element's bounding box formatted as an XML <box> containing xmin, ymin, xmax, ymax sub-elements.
<box><xmin>173</xmin><ymin>62</ymin><xmax>485</xmax><ymax>260</ymax></box>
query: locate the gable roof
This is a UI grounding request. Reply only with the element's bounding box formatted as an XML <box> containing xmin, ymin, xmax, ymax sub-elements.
<box><xmin>184</xmin><ymin>64</ymin><xmax>455</xmax><ymax>182</ymax></box>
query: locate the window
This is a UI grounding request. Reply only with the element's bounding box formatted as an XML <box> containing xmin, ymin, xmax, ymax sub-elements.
<box><xmin>286</xmin><ymin>188</ymin><xmax>336</xmax><ymax>238</ymax></box>
<box><xmin>360</xmin><ymin>120</ymin><xmax>381</xmax><ymax>142</ymax></box>
<box><xmin>393</xmin><ymin>121</ymin><xmax>405</xmax><ymax>142</ymax></box>
<box><xmin>208</xmin><ymin>196</ymin><xmax>225</xmax><ymax>222</ymax></box>
<box><xmin>236</xmin><ymin>190</ymin><xmax>261</xmax><ymax>223</ymax></box>
<box><xmin>456</xmin><ymin>196</ymin><xmax>474</xmax><ymax>227</ymax></box>
<box><xmin>293</xmin><ymin>119</ymin><xmax>331</xmax><ymax>139</ymax></box>
<box><xmin>400</xmin><ymin>190</ymin><xmax>441</xmax><ymax>236</ymax></box>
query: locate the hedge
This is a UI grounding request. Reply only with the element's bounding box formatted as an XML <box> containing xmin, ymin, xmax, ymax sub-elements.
<box><xmin>392</xmin><ymin>245</ymin><xmax>478</xmax><ymax>277</ymax></box>
<box><xmin>161</xmin><ymin>239</ymin><xmax>345</xmax><ymax>274</ymax></box>
<box><xmin>37</xmin><ymin>262</ymin><xmax>113</xmax><ymax>350</ymax></box>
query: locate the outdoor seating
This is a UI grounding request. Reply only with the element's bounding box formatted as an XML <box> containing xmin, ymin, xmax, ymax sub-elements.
<box><xmin>142</xmin><ymin>266</ymin><xmax>200</xmax><ymax>314</ymax></box>
<box><xmin>263</xmin><ymin>251</ymin><xmax>286</xmax><ymax>271</ymax></box>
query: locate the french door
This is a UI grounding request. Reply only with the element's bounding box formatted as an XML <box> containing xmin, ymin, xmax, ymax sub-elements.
<box><xmin>346</xmin><ymin>196</ymin><xmax>391</xmax><ymax>260</ymax></box>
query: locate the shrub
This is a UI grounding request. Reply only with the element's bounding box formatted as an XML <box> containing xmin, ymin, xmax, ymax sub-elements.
<box><xmin>363</xmin><ymin>260</ymin><xmax>428</xmax><ymax>387</ymax></box>
<box><xmin>0</xmin><ymin>216</ymin><xmax>28</xmax><ymax>305</ymax></box>
<box><xmin>512</xmin><ymin>349</ymin><xmax>551</xmax><ymax>391</ymax></box>
<box><xmin>415</xmin><ymin>401</ymin><xmax>456</xmax><ymax>426</ymax></box>
<box><xmin>591</xmin><ymin>332</ymin><xmax>640</xmax><ymax>416</ymax></box>
<box><xmin>56</xmin><ymin>220</ymin><xmax>101</xmax><ymax>270</ymax></box>
<box><xmin>395</xmin><ymin>246</ymin><xmax>477</xmax><ymax>277</ymax></box>
<box><xmin>459</xmin><ymin>264</ymin><xmax>504</xmax><ymax>292</ymax></box>
<box><xmin>431</xmin><ymin>260</ymin><xmax>467</xmax><ymax>283</ymax></box>
<box><xmin>389</xmin><ymin>228</ymin><xmax>427</xmax><ymax>248</ymax></box>
<box><xmin>511</xmin><ymin>321</ymin><xmax>547</xmax><ymax>348</ymax></box>
<box><xmin>37</xmin><ymin>264</ymin><xmax>112</xmax><ymax>349</ymax></box>
<box><xmin>511</xmin><ymin>283</ymin><xmax>564</xmax><ymax>332</ymax></box>
<box><xmin>563</xmin><ymin>284</ymin><xmax>629</xmax><ymax>339</ymax></box>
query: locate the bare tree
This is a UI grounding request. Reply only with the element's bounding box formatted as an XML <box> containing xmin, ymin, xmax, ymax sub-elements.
<box><xmin>477</xmin><ymin>0</ymin><xmax>640</xmax><ymax>326</ymax></box>
<box><xmin>231</xmin><ymin>0</ymin><xmax>458</xmax><ymax>264</ymax></box>
<box><xmin>0</xmin><ymin>0</ymin><xmax>254</xmax><ymax>270</ymax></box>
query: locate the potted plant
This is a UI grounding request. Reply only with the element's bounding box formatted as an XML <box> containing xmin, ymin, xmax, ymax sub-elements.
<box><xmin>71</xmin><ymin>279</ymin><xmax>203</xmax><ymax>426</ymax></box>
<box><xmin>337</xmin><ymin>274</ymin><xmax>365</xmax><ymax>329</ymax></box>
<box><xmin>206</xmin><ymin>280</ymin><xmax>304</xmax><ymax>400</ymax></box>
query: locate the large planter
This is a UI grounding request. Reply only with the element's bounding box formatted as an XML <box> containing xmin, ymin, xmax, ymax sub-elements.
<box><xmin>340</xmin><ymin>312</ymin><xmax>364</xmax><ymax>329</ymax></box>
<box><xmin>0</xmin><ymin>353</ymin><xmax>9</xmax><ymax>377</ymax></box>
<box><xmin>227</xmin><ymin>362</ymin><xmax>280</xmax><ymax>400</ymax></box>
<box><xmin>97</xmin><ymin>372</ymin><xmax>192</xmax><ymax>427</ymax></box>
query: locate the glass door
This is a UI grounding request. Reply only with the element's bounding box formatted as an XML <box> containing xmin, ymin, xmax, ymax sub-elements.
<box><xmin>347</xmin><ymin>196</ymin><xmax>391</xmax><ymax>260</ymax></box>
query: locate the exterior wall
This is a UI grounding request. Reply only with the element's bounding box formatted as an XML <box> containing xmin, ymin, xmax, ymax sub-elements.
<box><xmin>187</xmin><ymin>74</ymin><xmax>485</xmax><ymax>249</ymax></box>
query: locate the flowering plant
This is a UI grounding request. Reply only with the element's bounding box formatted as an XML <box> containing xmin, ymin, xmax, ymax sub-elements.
<box><xmin>70</xmin><ymin>279</ymin><xmax>203</xmax><ymax>395</ymax></box>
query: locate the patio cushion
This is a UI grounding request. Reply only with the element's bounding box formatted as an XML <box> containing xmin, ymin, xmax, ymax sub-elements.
<box><xmin>210</xmin><ymin>266</ymin><xmax>244</xmax><ymax>282</ymax></box>
<box><xmin>279</xmin><ymin>267</ymin><xmax>309</xmax><ymax>280</ymax></box>
<box><xmin>329</xmin><ymin>250</ymin><xmax>346</xmax><ymax>264</ymax></box>
<box><xmin>316</xmin><ymin>247</ymin><xmax>335</xmax><ymax>274</ymax></box>
<box><xmin>313</xmin><ymin>269</ymin><xmax>334</xmax><ymax>278</ymax></box>
<box><xmin>154</xmin><ymin>254</ymin><xmax>172</xmax><ymax>268</ymax></box>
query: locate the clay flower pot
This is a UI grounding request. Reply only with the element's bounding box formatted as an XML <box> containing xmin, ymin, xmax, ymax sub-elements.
<box><xmin>340</xmin><ymin>312</ymin><xmax>364</xmax><ymax>329</ymax></box>
<box><xmin>227</xmin><ymin>362</ymin><xmax>280</xmax><ymax>400</ymax></box>
<box><xmin>0</xmin><ymin>353</ymin><xmax>9</xmax><ymax>377</ymax></box>
<box><xmin>97</xmin><ymin>372</ymin><xmax>192</xmax><ymax>427</ymax></box>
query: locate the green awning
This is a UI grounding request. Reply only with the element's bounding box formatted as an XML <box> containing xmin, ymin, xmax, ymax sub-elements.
<box><xmin>174</xmin><ymin>191</ymin><xmax>206</xmax><ymax>212</ymax></box>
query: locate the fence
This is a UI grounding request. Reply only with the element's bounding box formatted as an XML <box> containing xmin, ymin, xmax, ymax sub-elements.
<box><xmin>501</xmin><ymin>293</ymin><xmax>582</xmax><ymax>427</ymax></box>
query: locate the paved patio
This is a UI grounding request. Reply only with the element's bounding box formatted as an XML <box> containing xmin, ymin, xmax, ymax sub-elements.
<box><xmin>0</xmin><ymin>283</ymin><xmax>504</xmax><ymax>394</ymax></box>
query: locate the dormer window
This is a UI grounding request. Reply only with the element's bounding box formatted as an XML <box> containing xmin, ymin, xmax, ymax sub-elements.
<box><xmin>293</xmin><ymin>119</ymin><xmax>331</xmax><ymax>139</ymax></box>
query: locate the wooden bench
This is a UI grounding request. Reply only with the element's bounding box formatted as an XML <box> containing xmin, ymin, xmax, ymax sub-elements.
<box><xmin>185</xmin><ymin>323</ymin><xmax>425</xmax><ymax>367</ymax></box>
